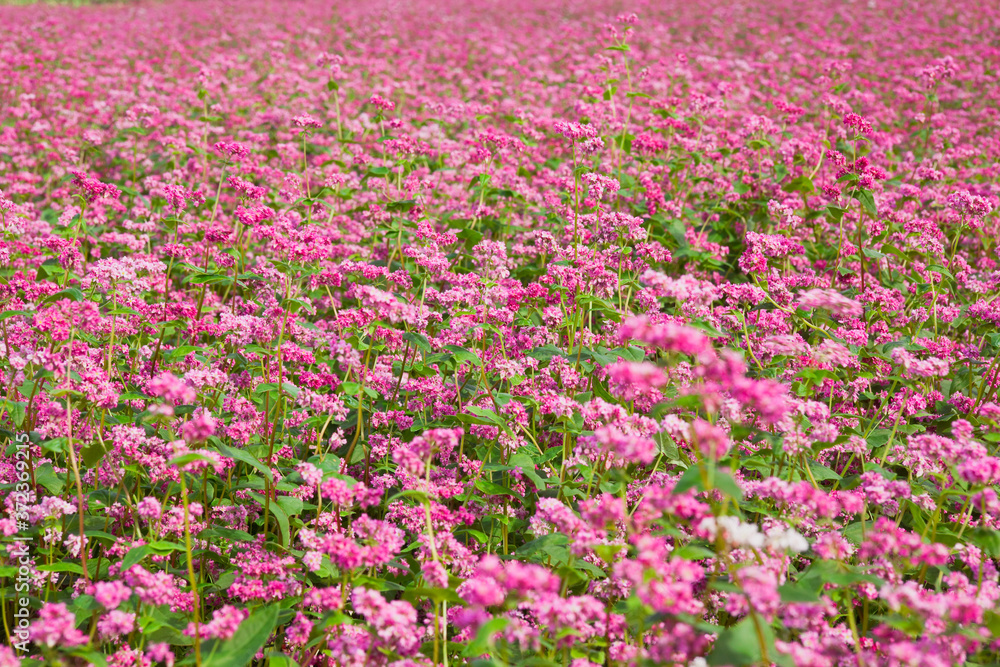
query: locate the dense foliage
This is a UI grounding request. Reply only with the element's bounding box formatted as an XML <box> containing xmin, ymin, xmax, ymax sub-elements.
<box><xmin>2</xmin><ymin>0</ymin><xmax>1000</xmax><ymax>665</ymax></box>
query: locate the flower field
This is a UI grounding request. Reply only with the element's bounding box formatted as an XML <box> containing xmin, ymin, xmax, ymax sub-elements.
<box><xmin>2</xmin><ymin>0</ymin><xmax>1000</xmax><ymax>664</ymax></box>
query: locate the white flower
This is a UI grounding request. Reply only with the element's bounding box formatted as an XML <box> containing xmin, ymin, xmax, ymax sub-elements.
<box><xmin>765</xmin><ymin>527</ymin><xmax>809</xmax><ymax>553</ymax></box>
<box><xmin>700</xmin><ymin>515</ymin><xmax>765</xmax><ymax>550</ymax></box>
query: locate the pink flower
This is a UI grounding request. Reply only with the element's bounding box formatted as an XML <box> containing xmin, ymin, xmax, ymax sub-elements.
<box><xmin>69</xmin><ymin>167</ymin><xmax>121</xmax><ymax>202</ymax></box>
<box><xmin>606</xmin><ymin>361</ymin><xmax>669</xmax><ymax>400</ymax></box>
<box><xmin>148</xmin><ymin>372</ymin><xmax>197</xmax><ymax>405</ymax></box>
<box><xmin>0</xmin><ymin>647</ymin><xmax>21</xmax><ymax>667</ymax></box>
<box><xmin>618</xmin><ymin>315</ymin><xmax>714</xmax><ymax>360</ymax></box>
<box><xmin>298</xmin><ymin>462</ymin><xmax>323</xmax><ymax>487</ymax></box>
<box><xmin>422</xmin><ymin>559</ymin><xmax>449</xmax><ymax>588</ymax></box>
<box><xmin>947</xmin><ymin>189</ymin><xmax>993</xmax><ymax>218</ymax></box>
<box><xmin>733</xmin><ymin>566</ymin><xmax>781</xmax><ymax>620</ymax></box>
<box><xmin>554</xmin><ymin>120</ymin><xmax>599</xmax><ymax>140</ymax></box>
<box><xmin>690</xmin><ymin>419</ymin><xmax>729</xmax><ymax>460</ymax></box>
<box><xmin>147</xmin><ymin>644</ymin><xmax>175</xmax><ymax>667</ymax></box>
<box><xmin>30</xmin><ymin>603</ymin><xmax>87</xmax><ymax>648</ymax></box>
<box><xmin>369</xmin><ymin>94</ymin><xmax>395</xmax><ymax>111</ymax></box>
<box><xmin>351</xmin><ymin>587</ymin><xmax>421</xmax><ymax>656</ymax></box>
<box><xmin>292</xmin><ymin>113</ymin><xmax>322</xmax><ymax>129</ymax></box>
<box><xmin>98</xmin><ymin>610</ymin><xmax>136</xmax><ymax>640</ymax></box>
<box><xmin>181</xmin><ymin>411</ymin><xmax>217</xmax><ymax>442</ymax></box>
<box><xmin>92</xmin><ymin>580</ymin><xmax>132</xmax><ymax>609</ymax></box>
<box><xmin>137</xmin><ymin>497</ymin><xmax>162</xmax><ymax>520</ymax></box>
<box><xmin>286</xmin><ymin>612</ymin><xmax>313</xmax><ymax>647</ymax></box>
<box><xmin>797</xmin><ymin>289</ymin><xmax>863</xmax><ymax>318</ymax></box>
<box><xmin>843</xmin><ymin>112</ymin><xmax>874</xmax><ymax>135</ymax></box>
<box><xmin>594</xmin><ymin>425</ymin><xmax>657</xmax><ymax>465</ymax></box>
<box><xmin>186</xmin><ymin>605</ymin><xmax>247</xmax><ymax>640</ymax></box>
<box><xmin>213</xmin><ymin>141</ymin><xmax>250</xmax><ymax>161</ymax></box>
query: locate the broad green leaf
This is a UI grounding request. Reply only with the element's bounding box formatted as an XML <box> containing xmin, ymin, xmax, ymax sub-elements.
<box><xmin>402</xmin><ymin>331</ymin><xmax>432</xmax><ymax>352</ymax></box>
<box><xmin>444</xmin><ymin>345</ymin><xmax>482</xmax><ymax>366</ymax></box>
<box><xmin>249</xmin><ymin>491</ymin><xmax>290</xmax><ymax>546</ymax></box>
<box><xmin>672</xmin><ymin>544</ymin><xmax>716</xmax><ymax>560</ymax></box>
<box><xmin>38</xmin><ymin>562</ymin><xmax>85</xmax><ymax>574</ymax></box>
<box><xmin>120</xmin><ymin>545</ymin><xmax>154</xmax><ymax>573</ymax></box>
<box><xmin>854</xmin><ymin>189</ymin><xmax>877</xmax><ymax>217</ymax></box>
<box><xmin>461</xmin><ymin>616</ymin><xmax>510</xmax><ymax>657</ymax></box>
<box><xmin>203</xmin><ymin>605</ymin><xmax>280</xmax><ymax>667</ymax></box>
<box><xmin>475</xmin><ymin>478</ymin><xmax>521</xmax><ymax>499</ymax></box>
<box><xmin>217</xmin><ymin>444</ymin><xmax>274</xmax><ymax>483</ymax></box>
<box><xmin>672</xmin><ymin>466</ymin><xmax>704</xmax><ymax>495</ymax></box>
<box><xmin>807</xmin><ymin>460</ymin><xmax>841</xmax><ymax>481</ymax></box>
<box><xmin>707</xmin><ymin>617</ymin><xmax>791</xmax><ymax>667</ymax></box>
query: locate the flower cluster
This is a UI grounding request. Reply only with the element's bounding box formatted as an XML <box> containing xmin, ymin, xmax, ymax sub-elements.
<box><xmin>2</xmin><ymin>0</ymin><xmax>1000</xmax><ymax>666</ymax></box>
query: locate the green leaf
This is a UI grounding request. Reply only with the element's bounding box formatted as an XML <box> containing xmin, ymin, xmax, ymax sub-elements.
<box><xmin>34</xmin><ymin>463</ymin><xmax>65</xmax><ymax>495</ymax></box>
<box><xmin>120</xmin><ymin>545</ymin><xmax>154</xmax><ymax>573</ymax></box>
<box><xmin>249</xmin><ymin>492</ymin><xmax>289</xmax><ymax>546</ymax></box>
<box><xmin>516</xmin><ymin>533</ymin><xmax>569</xmax><ymax>559</ymax></box>
<box><xmin>806</xmin><ymin>460</ymin><xmax>841</xmax><ymax>481</ymax></box>
<box><xmin>842</xmin><ymin>521</ymin><xmax>866</xmax><ymax>545</ymax></box>
<box><xmin>509</xmin><ymin>452</ymin><xmax>547</xmax><ymax>490</ymax></box>
<box><xmin>713</xmin><ymin>471</ymin><xmax>744</xmax><ymax>500</ymax></box>
<box><xmin>4</xmin><ymin>400</ymin><xmax>27</xmax><ymax>428</ymax></box>
<box><xmin>707</xmin><ymin>617</ymin><xmax>790</xmax><ymax>666</ymax></box>
<box><xmin>386</xmin><ymin>199</ymin><xmax>416</xmax><ymax>212</ymax></box>
<box><xmin>402</xmin><ymin>586</ymin><xmax>464</xmax><ymax>605</ymax></box>
<box><xmin>45</xmin><ymin>287</ymin><xmax>86</xmax><ymax>303</ymax></box>
<box><xmin>38</xmin><ymin>562</ymin><xmax>84</xmax><ymax>574</ymax></box>
<box><xmin>593</xmin><ymin>543</ymin><xmax>627</xmax><ymax>564</ymax></box>
<box><xmin>203</xmin><ymin>605</ymin><xmax>280</xmax><ymax>667</ymax></box>
<box><xmin>672</xmin><ymin>466</ymin><xmax>704</xmax><ymax>495</ymax></box>
<box><xmin>69</xmin><ymin>651</ymin><xmax>107</xmax><ymax>667</ymax></box>
<box><xmin>672</xmin><ymin>544</ymin><xmax>716</xmax><ymax>560</ymax></box>
<box><xmin>854</xmin><ymin>189</ymin><xmax>877</xmax><ymax>217</ymax></box>
<box><xmin>266</xmin><ymin>654</ymin><xmax>302</xmax><ymax>667</ymax></box>
<box><xmin>280</xmin><ymin>297</ymin><xmax>311</xmax><ymax>314</ymax></box>
<box><xmin>169</xmin><ymin>452</ymin><xmax>218</xmax><ymax>467</ymax></box>
<box><xmin>779</xmin><ymin>583</ymin><xmax>821</xmax><ymax>603</ymax></box>
<box><xmin>525</xmin><ymin>345</ymin><xmax>566</xmax><ymax>362</ymax></box>
<box><xmin>187</xmin><ymin>273</ymin><xmax>234</xmax><ymax>286</ymax></box>
<box><xmin>275</xmin><ymin>495</ymin><xmax>304</xmax><ymax>517</ymax></box>
<box><xmin>984</xmin><ymin>610</ymin><xmax>1000</xmax><ymax>639</ymax></box>
<box><xmin>926</xmin><ymin>264</ymin><xmax>954</xmax><ymax>279</ymax></box>
<box><xmin>476</xmin><ymin>478</ymin><xmax>521</xmax><ymax>499</ymax></box>
<box><xmin>148</xmin><ymin>540</ymin><xmax>187</xmax><ymax>554</ymax></box>
<box><xmin>444</xmin><ymin>345</ymin><xmax>482</xmax><ymax>366</ymax></box>
<box><xmin>167</xmin><ymin>345</ymin><xmax>208</xmax><ymax>361</ymax></box>
<box><xmin>466</xmin><ymin>406</ymin><xmax>507</xmax><ymax>429</ymax></box>
<box><xmin>71</xmin><ymin>595</ymin><xmax>101</xmax><ymax>612</ymax></box>
<box><xmin>402</xmin><ymin>332</ymin><xmax>432</xmax><ymax>352</ymax></box>
<box><xmin>782</xmin><ymin>176</ymin><xmax>814</xmax><ymax>195</ymax></box>
<box><xmin>969</xmin><ymin>528</ymin><xmax>1000</xmax><ymax>558</ymax></box>
<box><xmin>81</xmin><ymin>440</ymin><xmax>107</xmax><ymax>467</ymax></box>
<box><xmin>461</xmin><ymin>616</ymin><xmax>510</xmax><ymax>657</ymax></box>
<box><xmin>217</xmin><ymin>444</ymin><xmax>274</xmax><ymax>483</ymax></box>
<box><xmin>654</xmin><ymin>432</ymin><xmax>679</xmax><ymax>461</ymax></box>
